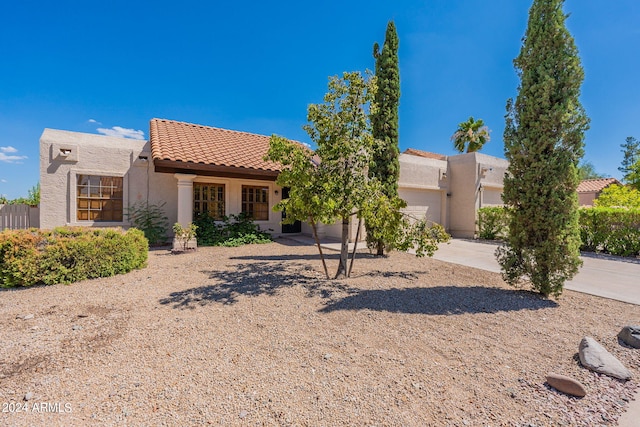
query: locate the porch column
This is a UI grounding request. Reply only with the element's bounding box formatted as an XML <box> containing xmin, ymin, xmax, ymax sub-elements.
<box><xmin>174</xmin><ymin>173</ymin><xmax>197</xmax><ymax>226</ymax></box>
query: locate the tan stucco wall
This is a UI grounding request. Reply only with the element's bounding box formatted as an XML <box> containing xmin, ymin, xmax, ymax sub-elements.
<box><xmin>40</xmin><ymin>129</ymin><xmax>175</xmax><ymax>230</ymax></box>
<box><xmin>398</xmin><ymin>153</ymin><xmax>448</xmax><ymax>228</ymax></box>
<box><xmin>446</xmin><ymin>152</ymin><xmax>508</xmax><ymax>238</ymax></box>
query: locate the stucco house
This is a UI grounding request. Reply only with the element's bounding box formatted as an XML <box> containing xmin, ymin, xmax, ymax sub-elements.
<box><xmin>397</xmin><ymin>148</ymin><xmax>508</xmax><ymax>238</ymax></box>
<box><xmin>576</xmin><ymin>178</ymin><xmax>621</xmax><ymax>206</ymax></box>
<box><xmin>39</xmin><ymin>118</ymin><xmax>508</xmax><ymax>241</ymax></box>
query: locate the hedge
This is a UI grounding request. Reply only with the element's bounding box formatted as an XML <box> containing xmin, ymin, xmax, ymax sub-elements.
<box><xmin>476</xmin><ymin>206</ymin><xmax>640</xmax><ymax>257</ymax></box>
<box><xmin>578</xmin><ymin>207</ymin><xmax>640</xmax><ymax>257</ymax></box>
<box><xmin>0</xmin><ymin>227</ymin><xmax>148</xmax><ymax>287</ymax></box>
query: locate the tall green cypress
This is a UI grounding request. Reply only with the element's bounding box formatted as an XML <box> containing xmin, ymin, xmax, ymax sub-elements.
<box><xmin>367</xmin><ymin>20</ymin><xmax>401</xmax><ymax>256</ymax></box>
<box><xmin>497</xmin><ymin>0</ymin><xmax>590</xmax><ymax>297</ymax></box>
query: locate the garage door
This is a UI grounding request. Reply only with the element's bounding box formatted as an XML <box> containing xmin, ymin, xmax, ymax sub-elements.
<box><xmin>399</xmin><ymin>188</ymin><xmax>442</xmax><ymax>225</ymax></box>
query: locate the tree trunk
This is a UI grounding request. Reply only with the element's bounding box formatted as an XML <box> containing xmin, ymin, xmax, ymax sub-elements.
<box><xmin>376</xmin><ymin>239</ymin><xmax>384</xmax><ymax>256</ymax></box>
<box><xmin>334</xmin><ymin>218</ymin><xmax>350</xmax><ymax>279</ymax></box>
<box><xmin>309</xmin><ymin>217</ymin><xmax>330</xmax><ymax>279</ymax></box>
<box><xmin>348</xmin><ymin>217</ymin><xmax>363</xmax><ymax>277</ymax></box>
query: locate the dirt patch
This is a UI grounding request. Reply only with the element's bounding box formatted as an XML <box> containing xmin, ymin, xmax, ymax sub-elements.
<box><xmin>1</xmin><ymin>238</ymin><xmax>638</xmax><ymax>426</ymax></box>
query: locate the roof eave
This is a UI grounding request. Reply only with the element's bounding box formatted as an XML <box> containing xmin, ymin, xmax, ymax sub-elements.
<box><xmin>153</xmin><ymin>159</ymin><xmax>280</xmax><ymax>181</ymax></box>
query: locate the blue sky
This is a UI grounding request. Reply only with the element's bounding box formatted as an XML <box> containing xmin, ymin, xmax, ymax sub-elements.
<box><xmin>1</xmin><ymin>0</ymin><xmax>638</xmax><ymax>199</ymax></box>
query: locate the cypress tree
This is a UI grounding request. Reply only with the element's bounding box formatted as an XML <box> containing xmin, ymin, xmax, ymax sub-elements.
<box><xmin>497</xmin><ymin>0</ymin><xmax>590</xmax><ymax>297</ymax></box>
<box><xmin>367</xmin><ymin>20</ymin><xmax>401</xmax><ymax>256</ymax></box>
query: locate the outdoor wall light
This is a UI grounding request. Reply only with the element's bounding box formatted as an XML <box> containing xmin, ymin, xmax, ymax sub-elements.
<box><xmin>274</xmin><ymin>190</ymin><xmax>279</xmax><ymax>195</ymax></box>
<box><xmin>59</xmin><ymin>148</ymin><xmax>71</xmax><ymax>156</ymax></box>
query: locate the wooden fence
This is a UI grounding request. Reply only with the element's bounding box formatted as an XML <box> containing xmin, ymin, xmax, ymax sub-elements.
<box><xmin>0</xmin><ymin>204</ymin><xmax>40</xmax><ymax>230</ymax></box>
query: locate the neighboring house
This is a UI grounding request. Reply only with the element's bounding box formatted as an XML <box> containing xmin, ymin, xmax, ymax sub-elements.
<box><xmin>577</xmin><ymin>178</ymin><xmax>621</xmax><ymax>206</ymax></box>
<box><xmin>40</xmin><ymin>119</ymin><xmax>509</xmax><ymax>241</ymax></box>
<box><xmin>398</xmin><ymin>148</ymin><xmax>508</xmax><ymax>238</ymax></box>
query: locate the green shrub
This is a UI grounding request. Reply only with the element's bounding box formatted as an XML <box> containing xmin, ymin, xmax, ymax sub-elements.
<box><xmin>194</xmin><ymin>213</ymin><xmax>272</xmax><ymax>246</ymax></box>
<box><xmin>578</xmin><ymin>207</ymin><xmax>640</xmax><ymax>257</ymax></box>
<box><xmin>125</xmin><ymin>201</ymin><xmax>169</xmax><ymax>246</ymax></box>
<box><xmin>477</xmin><ymin>206</ymin><xmax>509</xmax><ymax>240</ymax></box>
<box><xmin>0</xmin><ymin>227</ymin><xmax>148</xmax><ymax>287</ymax></box>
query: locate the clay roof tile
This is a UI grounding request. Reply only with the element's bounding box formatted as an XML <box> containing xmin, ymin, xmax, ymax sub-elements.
<box><xmin>149</xmin><ymin>118</ymin><xmax>283</xmax><ymax>172</ymax></box>
<box><xmin>577</xmin><ymin>178</ymin><xmax>621</xmax><ymax>193</ymax></box>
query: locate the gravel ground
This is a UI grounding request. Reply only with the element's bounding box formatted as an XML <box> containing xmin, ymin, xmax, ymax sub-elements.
<box><xmin>1</xmin><ymin>237</ymin><xmax>639</xmax><ymax>426</ymax></box>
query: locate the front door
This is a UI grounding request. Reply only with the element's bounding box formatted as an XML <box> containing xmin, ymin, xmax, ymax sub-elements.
<box><xmin>281</xmin><ymin>187</ymin><xmax>302</xmax><ymax>233</ymax></box>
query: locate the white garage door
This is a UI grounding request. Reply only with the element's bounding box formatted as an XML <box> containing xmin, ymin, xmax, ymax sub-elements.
<box><xmin>399</xmin><ymin>188</ymin><xmax>442</xmax><ymax>225</ymax></box>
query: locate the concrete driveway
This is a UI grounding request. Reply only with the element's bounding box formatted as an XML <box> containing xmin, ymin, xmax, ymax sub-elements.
<box><xmin>431</xmin><ymin>239</ymin><xmax>640</xmax><ymax>306</ymax></box>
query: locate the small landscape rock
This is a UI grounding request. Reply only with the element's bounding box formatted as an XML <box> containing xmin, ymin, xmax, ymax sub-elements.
<box><xmin>78</xmin><ymin>314</ymin><xmax>89</xmax><ymax>318</ymax></box>
<box><xmin>579</xmin><ymin>336</ymin><xmax>632</xmax><ymax>380</ymax></box>
<box><xmin>323</xmin><ymin>353</ymin><xmax>332</xmax><ymax>360</ymax></box>
<box><xmin>73</xmin><ymin>325</ymin><xmax>83</xmax><ymax>331</ymax></box>
<box><xmin>24</xmin><ymin>392</ymin><xmax>33</xmax><ymax>401</ymax></box>
<box><xmin>546</xmin><ymin>373</ymin><xmax>586</xmax><ymax>397</ymax></box>
<box><xmin>239</xmin><ymin>410</ymin><xmax>248</xmax><ymax>419</ymax></box>
<box><xmin>617</xmin><ymin>326</ymin><xmax>640</xmax><ymax>349</ymax></box>
<box><xmin>17</xmin><ymin>314</ymin><xmax>34</xmax><ymax>320</ymax></box>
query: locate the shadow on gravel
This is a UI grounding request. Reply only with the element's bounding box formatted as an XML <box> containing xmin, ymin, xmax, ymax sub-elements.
<box><xmin>229</xmin><ymin>253</ymin><xmax>341</xmax><ymax>262</ymax></box>
<box><xmin>320</xmin><ymin>286</ymin><xmax>558</xmax><ymax>315</ymax></box>
<box><xmin>159</xmin><ymin>261</ymin><xmax>340</xmax><ymax>308</ymax></box>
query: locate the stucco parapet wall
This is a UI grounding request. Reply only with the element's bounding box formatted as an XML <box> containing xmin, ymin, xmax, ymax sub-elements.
<box><xmin>41</xmin><ymin>128</ymin><xmax>148</xmax><ymax>153</ymax></box>
<box><xmin>447</xmin><ymin>152</ymin><xmax>508</xmax><ymax>185</ymax></box>
<box><xmin>399</xmin><ymin>153</ymin><xmax>448</xmax><ymax>189</ymax></box>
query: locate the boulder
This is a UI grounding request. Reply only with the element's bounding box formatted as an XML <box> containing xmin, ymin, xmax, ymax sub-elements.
<box><xmin>579</xmin><ymin>337</ymin><xmax>632</xmax><ymax>380</ymax></box>
<box><xmin>546</xmin><ymin>373</ymin><xmax>586</xmax><ymax>397</ymax></box>
<box><xmin>618</xmin><ymin>326</ymin><xmax>640</xmax><ymax>349</ymax></box>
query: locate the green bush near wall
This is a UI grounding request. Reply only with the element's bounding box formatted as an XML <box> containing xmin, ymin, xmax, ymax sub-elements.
<box><xmin>477</xmin><ymin>206</ymin><xmax>640</xmax><ymax>257</ymax></box>
<box><xmin>194</xmin><ymin>213</ymin><xmax>272</xmax><ymax>247</ymax></box>
<box><xmin>578</xmin><ymin>207</ymin><xmax>640</xmax><ymax>257</ymax></box>
<box><xmin>0</xmin><ymin>227</ymin><xmax>148</xmax><ymax>287</ymax></box>
<box><xmin>477</xmin><ymin>206</ymin><xmax>509</xmax><ymax>240</ymax></box>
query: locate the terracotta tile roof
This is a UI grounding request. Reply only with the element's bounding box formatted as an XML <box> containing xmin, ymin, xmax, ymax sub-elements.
<box><xmin>577</xmin><ymin>178</ymin><xmax>621</xmax><ymax>193</ymax></box>
<box><xmin>403</xmin><ymin>148</ymin><xmax>447</xmax><ymax>161</ymax></box>
<box><xmin>149</xmin><ymin>118</ymin><xmax>282</xmax><ymax>172</ymax></box>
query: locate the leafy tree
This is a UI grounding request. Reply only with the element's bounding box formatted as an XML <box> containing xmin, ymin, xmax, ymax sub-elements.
<box><xmin>2</xmin><ymin>183</ymin><xmax>40</xmax><ymax>206</ymax></box>
<box><xmin>627</xmin><ymin>159</ymin><xmax>640</xmax><ymax>190</ymax></box>
<box><xmin>26</xmin><ymin>183</ymin><xmax>40</xmax><ymax>206</ymax></box>
<box><xmin>577</xmin><ymin>161</ymin><xmax>606</xmax><ymax>180</ymax></box>
<box><xmin>619</xmin><ymin>136</ymin><xmax>640</xmax><ymax>188</ymax></box>
<box><xmin>497</xmin><ymin>0</ymin><xmax>590</xmax><ymax>298</ymax></box>
<box><xmin>451</xmin><ymin>116</ymin><xmax>491</xmax><ymax>153</ymax></box>
<box><xmin>367</xmin><ymin>20</ymin><xmax>402</xmax><ymax>256</ymax></box>
<box><xmin>268</xmin><ymin>71</ymin><xmax>375</xmax><ymax>279</ymax></box>
<box><xmin>267</xmin><ymin>72</ymin><xmax>449</xmax><ymax>279</ymax></box>
<box><xmin>594</xmin><ymin>184</ymin><xmax>640</xmax><ymax>209</ymax></box>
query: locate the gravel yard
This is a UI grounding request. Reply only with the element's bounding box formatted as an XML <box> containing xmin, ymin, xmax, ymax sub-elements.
<box><xmin>1</xmin><ymin>238</ymin><xmax>639</xmax><ymax>426</ymax></box>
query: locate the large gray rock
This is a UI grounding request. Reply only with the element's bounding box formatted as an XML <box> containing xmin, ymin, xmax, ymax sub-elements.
<box><xmin>579</xmin><ymin>337</ymin><xmax>632</xmax><ymax>380</ymax></box>
<box><xmin>546</xmin><ymin>373</ymin><xmax>587</xmax><ymax>397</ymax></box>
<box><xmin>618</xmin><ymin>326</ymin><xmax>640</xmax><ymax>349</ymax></box>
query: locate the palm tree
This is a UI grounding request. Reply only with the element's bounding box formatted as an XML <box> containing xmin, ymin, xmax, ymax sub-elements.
<box><xmin>451</xmin><ymin>116</ymin><xmax>491</xmax><ymax>153</ymax></box>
